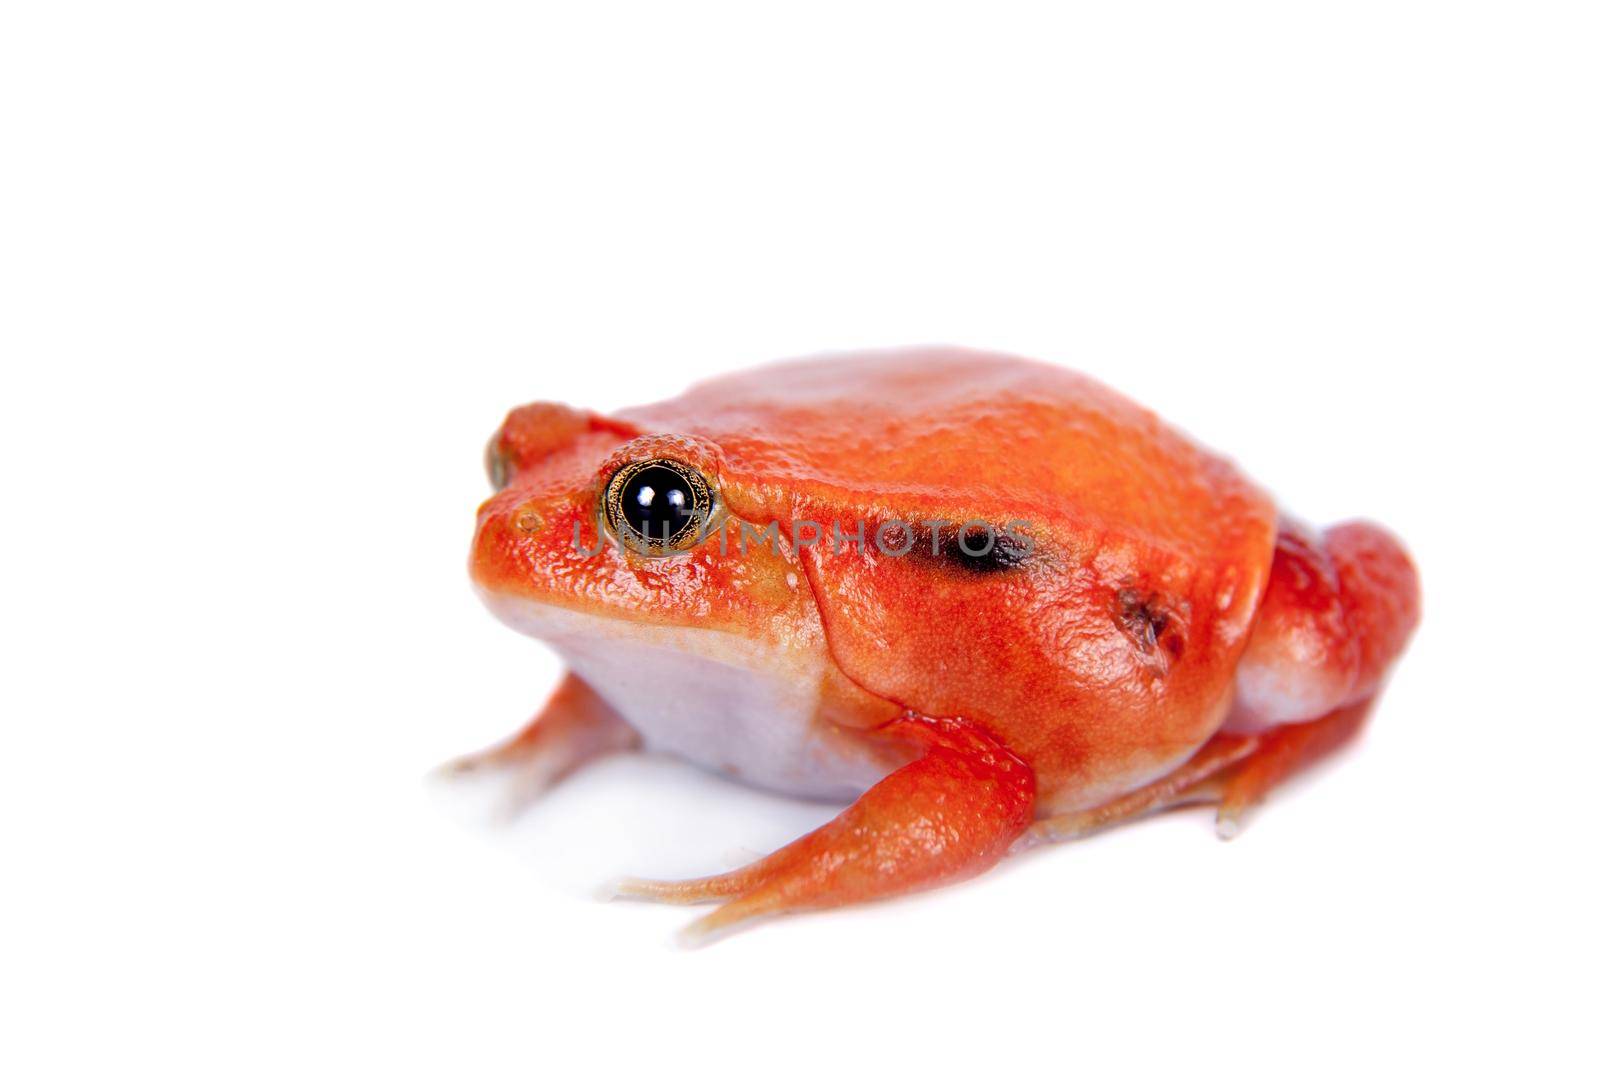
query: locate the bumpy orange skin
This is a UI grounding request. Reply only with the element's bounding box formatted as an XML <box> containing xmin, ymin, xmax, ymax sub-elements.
<box><xmin>474</xmin><ymin>348</ymin><xmax>1284</xmax><ymax>811</ymax></box>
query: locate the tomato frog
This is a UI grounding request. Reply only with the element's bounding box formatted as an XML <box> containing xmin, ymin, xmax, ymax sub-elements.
<box><xmin>453</xmin><ymin>347</ymin><xmax>1419</xmax><ymax>943</ymax></box>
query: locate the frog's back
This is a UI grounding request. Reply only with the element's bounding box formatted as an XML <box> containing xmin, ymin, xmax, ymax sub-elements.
<box><xmin>620</xmin><ymin>347</ymin><xmax>1279</xmax><ymax>808</ymax></box>
<box><xmin>621</xmin><ymin>347</ymin><xmax>1271</xmax><ymax>564</ymax></box>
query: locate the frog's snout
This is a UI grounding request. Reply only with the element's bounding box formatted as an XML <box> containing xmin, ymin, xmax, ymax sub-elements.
<box><xmin>484</xmin><ymin>401</ymin><xmax>595</xmax><ymax>490</ymax></box>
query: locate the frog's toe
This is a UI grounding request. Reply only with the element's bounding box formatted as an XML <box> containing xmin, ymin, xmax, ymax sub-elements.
<box><xmin>677</xmin><ymin>907</ymin><xmax>760</xmax><ymax>949</ymax></box>
<box><xmin>608</xmin><ymin>871</ymin><xmax>758</xmax><ymax>905</ymax></box>
<box><xmin>432</xmin><ymin>752</ymin><xmax>483</xmax><ymax>778</ymax></box>
<box><xmin>486</xmin><ymin>759</ymin><xmax>571</xmax><ymax>822</ymax></box>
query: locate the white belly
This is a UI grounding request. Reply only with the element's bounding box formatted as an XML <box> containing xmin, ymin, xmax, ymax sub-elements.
<box><xmin>478</xmin><ymin>593</ymin><xmax>888</xmax><ymax>801</ymax></box>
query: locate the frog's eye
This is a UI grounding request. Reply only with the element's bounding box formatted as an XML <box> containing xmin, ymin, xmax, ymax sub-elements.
<box><xmin>602</xmin><ymin>459</ymin><xmax>716</xmax><ymax>553</ymax></box>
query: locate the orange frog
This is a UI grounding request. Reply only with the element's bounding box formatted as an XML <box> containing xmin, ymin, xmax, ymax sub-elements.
<box><xmin>457</xmin><ymin>347</ymin><xmax>1419</xmax><ymax>942</ymax></box>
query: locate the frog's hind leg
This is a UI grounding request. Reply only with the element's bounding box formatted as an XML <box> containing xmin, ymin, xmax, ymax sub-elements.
<box><xmin>614</xmin><ymin>715</ymin><xmax>1035</xmax><ymax>945</ymax></box>
<box><xmin>1206</xmin><ymin>517</ymin><xmax>1417</xmax><ymax>835</ymax></box>
<box><xmin>1021</xmin><ymin>732</ymin><xmax>1261</xmax><ymax>847</ymax></box>
<box><xmin>436</xmin><ymin>672</ymin><xmax>639</xmax><ymax>816</ymax></box>
<box><xmin>1022</xmin><ymin>696</ymin><xmax>1377</xmax><ymax>847</ymax></box>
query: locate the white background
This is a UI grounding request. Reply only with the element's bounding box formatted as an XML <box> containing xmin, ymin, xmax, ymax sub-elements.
<box><xmin>4</xmin><ymin>3</ymin><xmax>1597</xmax><ymax>1064</ymax></box>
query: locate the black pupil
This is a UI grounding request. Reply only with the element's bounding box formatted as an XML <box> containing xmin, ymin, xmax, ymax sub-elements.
<box><xmin>619</xmin><ymin>466</ymin><xmax>699</xmax><ymax>542</ymax></box>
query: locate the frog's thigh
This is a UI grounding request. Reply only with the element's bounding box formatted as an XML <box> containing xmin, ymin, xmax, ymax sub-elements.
<box><xmin>1228</xmin><ymin>519</ymin><xmax>1419</xmax><ymax>733</ymax></box>
<box><xmin>616</xmin><ymin>715</ymin><xmax>1035</xmax><ymax>944</ymax></box>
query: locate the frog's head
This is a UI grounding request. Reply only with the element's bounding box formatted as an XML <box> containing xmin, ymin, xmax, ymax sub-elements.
<box><xmin>469</xmin><ymin>399</ymin><xmax>900</xmax><ymax>798</ymax></box>
<box><xmin>471</xmin><ymin>401</ymin><xmax>807</xmax><ymax>637</ymax></box>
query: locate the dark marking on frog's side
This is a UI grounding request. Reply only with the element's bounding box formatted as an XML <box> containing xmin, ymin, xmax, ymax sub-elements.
<box><xmin>946</xmin><ymin>532</ymin><xmax>1031</xmax><ymax>573</ymax></box>
<box><xmin>923</xmin><ymin>523</ymin><xmax>1033</xmax><ymax>575</ymax></box>
<box><xmin>1115</xmin><ymin>587</ymin><xmax>1187</xmax><ymax>675</ymax></box>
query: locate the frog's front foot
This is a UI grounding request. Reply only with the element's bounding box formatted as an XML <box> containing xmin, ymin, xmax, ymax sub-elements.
<box><xmin>614</xmin><ymin>715</ymin><xmax>1035</xmax><ymax>946</ymax></box>
<box><xmin>434</xmin><ymin>673</ymin><xmax>638</xmax><ymax>819</ymax></box>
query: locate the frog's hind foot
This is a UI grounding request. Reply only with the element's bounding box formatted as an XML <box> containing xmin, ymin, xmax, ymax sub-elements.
<box><xmin>433</xmin><ymin>672</ymin><xmax>638</xmax><ymax>819</ymax></box>
<box><xmin>1212</xmin><ymin>695</ymin><xmax>1375</xmax><ymax>838</ymax></box>
<box><xmin>1023</xmin><ymin>696</ymin><xmax>1377</xmax><ymax>847</ymax></box>
<box><xmin>1021</xmin><ymin>733</ymin><xmax>1260</xmax><ymax>848</ymax></box>
<box><xmin>614</xmin><ymin>715</ymin><xmax>1036</xmax><ymax>946</ymax></box>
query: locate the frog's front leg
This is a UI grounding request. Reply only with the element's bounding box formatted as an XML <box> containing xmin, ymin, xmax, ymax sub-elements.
<box><xmin>618</xmin><ymin>715</ymin><xmax>1035</xmax><ymax>944</ymax></box>
<box><xmin>439</xmin><ymin>672</ymin><xmax>639</xmax><ymax>813</ymax></box>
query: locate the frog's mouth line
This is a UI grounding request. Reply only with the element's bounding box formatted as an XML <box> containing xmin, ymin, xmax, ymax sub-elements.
<box><xmin>475</xmin><ymin>589</ymin><xmax>818</xmax><ymax>673</ymax></box>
